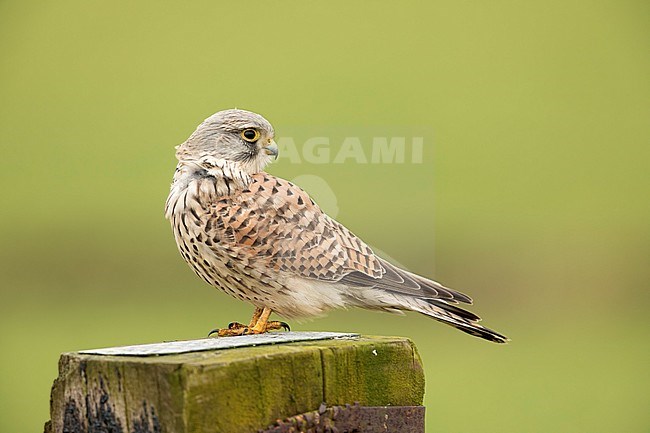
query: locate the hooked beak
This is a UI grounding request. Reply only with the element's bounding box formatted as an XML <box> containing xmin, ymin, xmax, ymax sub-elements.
<box><xmin>263</xmin><ymin>139</ymin><xmax>279</xmax><ymax>159</ymax></box>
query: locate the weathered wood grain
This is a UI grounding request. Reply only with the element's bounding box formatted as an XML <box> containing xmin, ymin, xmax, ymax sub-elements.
<box><xmin>45</xmin><ymin>334</ymin><xmax>425</xmax><ymax>433</ymax></box>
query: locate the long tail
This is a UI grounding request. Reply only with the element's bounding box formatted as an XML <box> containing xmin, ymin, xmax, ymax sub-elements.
<box><xmin>406</xmin><ymin>297</ymin><xmax>509</xmax><ymax>343</ymax></box>
<box><xmin>341</xmin><ymin>259</ymin><xmax>509</xmax><ymax>344</ymax></box>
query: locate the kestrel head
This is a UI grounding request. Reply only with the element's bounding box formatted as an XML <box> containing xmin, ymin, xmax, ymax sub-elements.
<box><xmin>175</xmin><ymin>109</ymin><xmax>278</xmax><ymax>174</ymax></box>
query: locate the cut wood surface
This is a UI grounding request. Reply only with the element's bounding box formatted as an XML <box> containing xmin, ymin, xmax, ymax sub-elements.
<box><xmin>44</xmin><ymin>334</ymin><xmax>425</xmax><ymax>433</ymax></box>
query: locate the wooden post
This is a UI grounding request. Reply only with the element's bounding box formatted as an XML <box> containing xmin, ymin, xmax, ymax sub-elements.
<box><xmin>44</xmin><ymin>333</ymin><xmax>425</xmax><ymax>433</ymax></box>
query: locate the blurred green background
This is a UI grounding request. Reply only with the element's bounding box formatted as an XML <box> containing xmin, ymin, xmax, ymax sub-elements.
<box><xmin>1</xmin><ymin>1</ymin><xmax>649</xmax><ymax>432</ymax></box>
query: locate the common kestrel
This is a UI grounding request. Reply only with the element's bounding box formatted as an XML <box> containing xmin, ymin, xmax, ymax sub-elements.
<box><xmin>165</xmin><ymin>109</ymin><xmax>508</xmax><ymax>343</ymax></box>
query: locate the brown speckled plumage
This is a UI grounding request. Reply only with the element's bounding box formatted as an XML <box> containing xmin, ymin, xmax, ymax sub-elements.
<box><xmin>165</xmin><ymin>109</ymin><xmax>508</xmax><ymax>343</ymax></box>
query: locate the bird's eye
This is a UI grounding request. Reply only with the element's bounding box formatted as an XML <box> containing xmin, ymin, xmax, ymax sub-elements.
<box><xmin>241</xmin><ymin>129</ymin><xmax>260</xmax><ymax>142</ymax></box>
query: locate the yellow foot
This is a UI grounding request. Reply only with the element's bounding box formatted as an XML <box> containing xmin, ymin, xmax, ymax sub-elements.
<box><xmin>207</xmin><ymin>320</ymin><xmax>290</xmax><ymax>337</ymax></box>
<box><xmin>207</xmin><ymin>307</ymin><xmax>290</xmax><ymax>337</ymax></box>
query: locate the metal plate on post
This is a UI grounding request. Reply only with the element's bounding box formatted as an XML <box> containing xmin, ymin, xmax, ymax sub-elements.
<box><xmin>79</xmin><ymin>331</ymin><xmax>360</xmax><ymax>356</ymax></box>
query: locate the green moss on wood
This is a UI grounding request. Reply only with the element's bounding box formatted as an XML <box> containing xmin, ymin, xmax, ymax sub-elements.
<box><xmin>46</xmin><ymin>335</ymin><xmax>424</xmax><ymax>433</ymax></box>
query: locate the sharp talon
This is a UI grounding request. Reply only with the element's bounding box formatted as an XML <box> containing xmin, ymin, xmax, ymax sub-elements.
<box><xmin>209</xmin><ymin>309</ymin><xmax>281</xmax><ymax>337</ymax></box>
